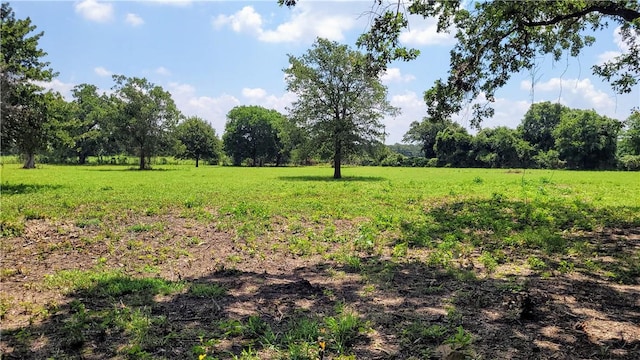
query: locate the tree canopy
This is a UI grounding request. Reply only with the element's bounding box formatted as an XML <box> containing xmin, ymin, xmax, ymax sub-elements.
<box><xmin>110</xmin><ymin>75</ymin><xmax>181</xmax><ymax>170</ymax></box>
<box><xmin>176</xmin><ymin>116</ymin><xmax>222</xmax><ymax>167</ymax></box>
<box><xmin>222</xmin><ymin>105</ymin><xmax>286</xmax><ymax>166</ymax></box>
<box><xmin>1</xmin><ymin>2</ymin><xmax>57</xmax><ymax>168</ymax></box>
<box><xmin>284</xmin><ymin>38</ymin><xmax>398</xmax><ymax>178</ymax></box>
<box><xmin>282</xmin><ymin>0</ymin><xmax>640</xmax><ymax>127</ymax></box>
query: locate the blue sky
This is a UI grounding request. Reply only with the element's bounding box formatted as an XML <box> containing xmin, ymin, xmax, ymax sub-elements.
<box><xmin>13</xmin><ymin>0</ymin><xmax>640</xmax><ymax>144</ymax></box>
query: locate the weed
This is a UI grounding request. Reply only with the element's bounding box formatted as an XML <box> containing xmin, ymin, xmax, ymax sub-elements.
<box><xmin>557</xmin><ymin>260</ymin><xmax>575</xmax><ymax>274</ymax></box>
<box><xmin>527</xmin><ymin>256</ymin><xmax>548</xmax><ymax>270</ymax></box>
<box><xmin>189</xmin><ymin>283</ymin><xmax>226</xmax><ymax>298</ymax></box>
<box><xmin>324</xmin><ymin>308</ymin><xmax>365</xmax><ymax>354</ymax></box>
<box><xmin>76</xmin><ymin>217</ymin><xmax>101</xmax><ymax>228</ymax></box>
<box><xmin>478</xmin><ymin>251</ymin><xmax>499</xmax><ymax>272</ymax></box>
<box><xmin>444</xmin><ymin>326</ymin><xmax>473</xmax><ymax>348</ymax></box>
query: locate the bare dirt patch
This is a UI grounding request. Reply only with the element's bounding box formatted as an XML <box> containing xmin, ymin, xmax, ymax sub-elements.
<box><xmin>1</xmin><ymin>215</ymin><xmax>639</xmax><ymax>359</ymax></box>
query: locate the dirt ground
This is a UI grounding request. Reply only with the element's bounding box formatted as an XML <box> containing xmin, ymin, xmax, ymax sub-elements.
<box><xmin>1</xmin><ymin>214</ymin><xmax>639</xmax><ymax>359</ymax></box>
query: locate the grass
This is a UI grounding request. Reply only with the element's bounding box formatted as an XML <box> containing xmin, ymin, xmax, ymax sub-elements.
<box><xmin>1</xmin><ymin>164</ymin><xmax>639</xmax><ymax>359</ymax></box>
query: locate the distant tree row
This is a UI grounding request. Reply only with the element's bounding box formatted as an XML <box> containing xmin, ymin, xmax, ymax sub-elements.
<box><xmin>400</xmin><ymin>103</ymin><xmax>640</xmax><ymax>170</ymax></box>
<box><xmin>2</xmin><ymin>2</ymin><xmax>638</xmax><ymax>174</ymax></box>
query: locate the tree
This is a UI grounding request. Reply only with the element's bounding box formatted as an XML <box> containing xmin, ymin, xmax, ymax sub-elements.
<box><xmin>176</xmin><ymin>116</ymin><xmax>221</xmax><ymax>167</ymax></box>
<box><xmin>110</xmin><ymin>75</ymin><xmax>181</xmax><ymax>170</ymax></box>
<box><xmin>284</xmin><ymin>38</ymin><xmax>398</xmax><ymax>178</ymax></box>
<box><xmin>338</xmin><ymin>0</ymin><xmax>640</xmax><ymax>126</ymax></box>
<box><xmin>554</xmin><ymin>109</ymin><xmax>622</xmax><ymax>169</ymax></box>
<box><xmin>222</xmin><ymin>105</ymin><xmax>285</xmax><ymax>166</ymax></box>
<box><xmin>53</xmin><ymin>84</ymin><xmax>115</xmax><ymax>164</ymax></box>
<box><xmin>619</xmin><ymin>110</ymin><xmax>640</xmax><ymax>155</ymax></box>
<box><xmin>473</xmin><ymin>126</ymin><xmax>530</xmax><ymax>168</ymax></box>
<box><xmin>518</xmin><ymin>102</ymin><xmax>569</xmax><ymax>153</ymax></box>
<box><xmin>403</xmin><ymin>118</ymin><xmax>452</xmax><ymax>158</ymax></box>
<box><xmin>434</xmin><ymin>123</ymin><xmax>473</xmax><ymax>167</ymax></box>
<box><xmin>1</xmin><ymin>2</ymin><xmax>57</xmax><ymax>168</ymax></box>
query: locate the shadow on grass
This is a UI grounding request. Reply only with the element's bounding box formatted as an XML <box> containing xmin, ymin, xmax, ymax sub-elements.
<box><xmin>278</xmin><ymin>175</ymin><xmax>386</xmax><ymax>182</ymax></box>
<box><xmin>83</xmin><ymin>167</ymin><xmax>179</xmax><ymax>172</ymax></box>
<box><xmin>400</xmin><ymin>196</ymin><xmax>640</xmax><ymax>284</ymax></box>
<box><xmin>2</xmin><ymin>256</ymin><xmax>639</xmax><ymax>359</ymax></box>
<box><xmin>0</xmin><ymin>183</ymin><xmax>64</xmax><ymax>195</ymax></box>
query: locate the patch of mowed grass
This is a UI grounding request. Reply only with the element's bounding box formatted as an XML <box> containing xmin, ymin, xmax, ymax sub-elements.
<box><xmin>2</xmin><ymin>165</ymin><xmax>639</xmax><ymax>222</ymax></box>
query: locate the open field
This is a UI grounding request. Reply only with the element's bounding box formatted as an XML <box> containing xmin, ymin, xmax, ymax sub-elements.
<box><xmin>1</xmin><ymin>165</ymin><xmax>639</xmax><ymax>359</ymax></box>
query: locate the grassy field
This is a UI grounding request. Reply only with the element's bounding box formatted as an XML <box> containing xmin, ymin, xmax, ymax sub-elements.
<box><xmin>1</xmin><ymin>164</ymin><xmax>639</xmax><ymax>359</ymax></box>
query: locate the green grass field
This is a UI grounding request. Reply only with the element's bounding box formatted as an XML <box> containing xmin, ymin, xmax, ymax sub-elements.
<box><xmin>1</xmin><ymin>164</ymin><xmax>639</xmax><ymax>359</ymax></box>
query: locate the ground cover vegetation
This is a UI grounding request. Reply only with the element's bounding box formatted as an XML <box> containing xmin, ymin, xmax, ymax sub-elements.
<box><xmin>1</xmin><ymin>165</ymin><xmax>639</xmax><ymax>359</ymax></box>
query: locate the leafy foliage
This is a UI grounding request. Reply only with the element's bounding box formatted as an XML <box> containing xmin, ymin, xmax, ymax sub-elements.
<box><xmin>0</xmin><ymin>2</ymin><xmax>57</xmax><ymax>168</ymax></box>
<box><xmin>355</xmin><ymin>0</ymin><xmax>640</xmax><ymax>125</ymax></box>
<box><xmin>222</xmin><ymin>105</ymin><xmax>287</xmax><ymax>166</ymax></box>
<box><xmin>110</xmin><ymin>75</ymin><xmax>181</xmax><ymax>170</ymax></box>
<box><xmin>285</xmin><ymin>38</ymin><xmax>398</xmax><ymax>178</ymax></box>
<box><xmin>176</xmin><ymin>116</ymin><xmax>222</xmax><ymax>167</ymax></box>
<box><xmin>554</xmin><ymin>109</ymin><xmax>622</xmax><ymax>169</ymax></box>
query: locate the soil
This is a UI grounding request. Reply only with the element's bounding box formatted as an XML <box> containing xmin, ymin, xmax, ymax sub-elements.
<box><xmin>1</xmin><ymin>214</ymin><xmax>639</xmax><ymax>359</ymax></box>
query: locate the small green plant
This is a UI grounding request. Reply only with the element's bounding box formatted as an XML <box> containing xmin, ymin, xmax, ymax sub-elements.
<box><xmin>557</xmin><ymin>260</ymin><xmax>575</xmax><ymax>274</ymax></box>
<box><xmin>527</xmin><ymin>255</ymin><xmax>547</xmax><ymax>270</ymax></box>
<box><xmin>189</xmin><ymin>283</ymin><xmax>226</xmax><ymax>298</ymax></box>
<box><xmin>479</xmin><ymin>251</ymin><xmax>499</xmax><ymax>272</ymax></box>
<box><xmin>128</xmin><ymin>223</ymin><xmax>153</xmax><ymax>232</ymax></box>
<box><xmin>324</xmin><ymin>305</ymin><xmax>366</xmax><ymax>354</ymax></box>
<box><xmin>444</xmin><ymin>326</ymin><xmax>473</xmax><ymax>348</ymax></box>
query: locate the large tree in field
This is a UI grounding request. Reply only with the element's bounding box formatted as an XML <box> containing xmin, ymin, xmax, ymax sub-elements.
<box><xmin>282</xmin><ymin>1</ymin><xmax>640</xmax><ymax>126</ymax></box>
<box><xmin>285</xmin><ymin>38</ymin><xmax>398</xmax><ymax>179</ymax></box>
<box><xmin>1</xmin><ymin>2</ymin><xmax>57</xmax><ymax>168</ymax></box>
<box><xmin>111</xmin><ymin>75</ymin><xmax>181</xmax><ymax>170</ymax></box>
<box><xmin>55</xmin><ymin>84</ymin><xmax>115</xmax><ymax>164</ymax></box>
<box><xmin>222</xmin><ymin>105</ymin><xmax>286</xmax><ymax>166</ymax></box>
<box><xmin>176</xmin><ymin>116</ymin><xmax>222</xmax><ymax>167</ymax></box>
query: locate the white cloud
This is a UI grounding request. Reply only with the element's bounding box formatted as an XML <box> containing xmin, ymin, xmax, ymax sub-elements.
<box><xmin>383</xmin><ymin>91</ymin><xmax>428</xmax><ymax>144</ymax></box>
<box><xmin>213</xmin><ymin>4</ymin><xmax>355</xmax><ymax>43</ymax></box>
<box><xmin>167</xmin><ymin>82</ymin><xmax>240</xmax><ymax>135</ymax></box>
<box><xmin>597</xmin><ymin>50</ymin><xmax>621</xmax><ymax>65</ymax></box>
<box><xmin>596</xmin><ymin>26</ymin><xmax>630</xmax><ymax>65</ymax></box>
<box><xmin>613</xmin><ymin>26</ymin><xmax>630</xmax><ymax>52</ymax></box>
<box><xmin>94</xmin><ymin>66</ymin><xmax>112</xmax><ymax>77</ymax></box>
<box><xmin>33</xmin><ymin>79</ymin><xmax>77</xmax><ymax>100</ymax></box>
<box><xmin>380</xmin><ymin>67</ymin><xmax>416</xmax><ymax>84</ymax></box>
<box><xmin>75</xmin><ymin>0</ymin><xmax>114</xmax><ymax>23</ymax></box>
<box><xmin>399</xmin><ymin>17</ymin><xmax>455</xmax><ymax>46</ymax></box>
<box><xmin>242</xmin><ymin>87</ymin><xmax>267</xmax><ymax>99</ymax></box>
<box><xmin>125</xmin><ymin>13</ymin><xmax>144</xmax><ymax>27</ymax></box>
<box><xmin>520</xmin><ymin>78</ymin><xmax>618</xmax><ymax>116</ymax></box>
<box><xmin>452</xmin><ymin>93</ymin><xmax>530</xmax><ymax>131</ymax></box>
<box><xmin>155</xmin><ymin>66</ymin><xmax>171</xmax><ymax>76</ymax></box>
<box><xmin>212</xmin><ymin>6</ymin><xmax>262</xmax><ymax>35</ymax></box>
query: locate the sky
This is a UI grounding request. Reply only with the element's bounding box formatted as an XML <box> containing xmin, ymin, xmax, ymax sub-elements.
<box><xmin>12</xmin><ymin>0</ymin><xmax>640</xmax><ymax>144</ymax></box>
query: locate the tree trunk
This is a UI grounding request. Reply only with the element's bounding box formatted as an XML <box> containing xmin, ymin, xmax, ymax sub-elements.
<box><xmin>79</xmin><ymin>152</ymin><xmax>87</xmax><ymax>165</ymax></box>
<box><xmin>195</xmin><ymin>155</ymin><xmax>199</xmax><ymax>168</ymax></box>
<box><xmin>23</xmin><ymin>152</ymin><xmax>36</xmax><ymax>169</ymax></box>
<box><xmin>333</xmin><ymin>142</ymin><xmax>342</xmax><ymax>179</ymax></box>
<box><xmin>139</xmin><ymin>149</ymin><xmax>146</xmax><ymax>170</ymax></box>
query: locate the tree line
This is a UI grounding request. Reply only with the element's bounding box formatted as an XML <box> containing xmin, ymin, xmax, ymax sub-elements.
<box><xmin>2</xmin><ymin>2</ymin><xmax>639</xmax><ymax>175</ymax></box>
<box><xmin>400</xmin><ymin>103</ymin><xmax>640</xmax><ymax>171</ymax></box>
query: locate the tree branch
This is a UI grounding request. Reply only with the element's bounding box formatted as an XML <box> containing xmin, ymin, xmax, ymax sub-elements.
<box><xmin>522</xmin><ymin>4</ymin><xmax>640</xmax><ymax>27</ymax></box>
